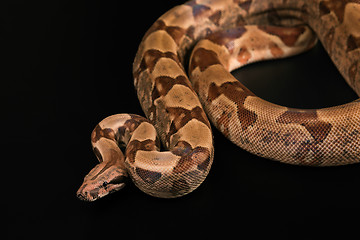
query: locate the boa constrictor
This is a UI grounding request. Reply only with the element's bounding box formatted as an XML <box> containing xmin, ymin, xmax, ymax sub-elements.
<box><xmin>77</xmin><ymin>0</ymin><xmax>360</xmax><ymax>201</ymax></box>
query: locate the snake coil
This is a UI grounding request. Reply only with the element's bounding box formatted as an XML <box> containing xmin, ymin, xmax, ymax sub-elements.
<box><xmin>77</xmin><ymin>0</ymin><xmax>360</xmax><ymax>201</ymax></box>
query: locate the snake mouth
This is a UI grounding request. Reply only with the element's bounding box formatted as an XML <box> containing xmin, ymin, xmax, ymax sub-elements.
<box><xmin>76</xmin><ymin>191</ymin><xmax>91</xmax><ymax>202</ymax></box>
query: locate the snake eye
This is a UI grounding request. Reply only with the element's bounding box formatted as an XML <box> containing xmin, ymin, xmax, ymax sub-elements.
<box><xmin>102</xmin><ymin>181</ymin><xmax>108</xmax><ymax>187</ymax></box>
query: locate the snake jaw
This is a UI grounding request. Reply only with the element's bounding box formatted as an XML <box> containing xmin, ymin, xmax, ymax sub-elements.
<box><xmin>76</xmin><ymin>163</ymin><xmax>128</xmax><ymax>201</ymax></box>
<box><xmin>76</xmin><ymin>179</ymin><xmax>126</xmax><ymax>202</ymax></box>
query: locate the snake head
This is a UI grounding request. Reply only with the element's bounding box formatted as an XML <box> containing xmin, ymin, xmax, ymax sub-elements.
<box><xmin>76</xmin><ymin>162</ymin><xmax>128</xmax><ymax>201</ymax></box>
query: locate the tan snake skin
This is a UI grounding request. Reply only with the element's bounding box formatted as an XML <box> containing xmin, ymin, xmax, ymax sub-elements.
<box><xmin>77</xmin><ymin>0</ymin><xmax>360</xmax><ymax>201</ymax></box>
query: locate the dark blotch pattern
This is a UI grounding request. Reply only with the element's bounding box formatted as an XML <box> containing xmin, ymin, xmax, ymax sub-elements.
<box><xmin>190</xmin><ymin>47</ymin><xmax>222</xmax><ymax>72</ymax></box>
<box><xmin>126</xmin><ymin>139</ymin><xmax>157</xmax><ymax>163</ymax></box>
<box><xmin>144</xmin><ymin>20</ymin><xmax>186</xmax><ymax>46</ymax></box>
<box><xmin>170</xmin><ymin>178</ymin><xmax>191</xmax><ymax>195</ymax></box>
<box><xmin>319</xmin><ymin>0</ymin><xmax>358</xmax><ymax>23</ymax></box>
<box><xmin>207</xmin><ymin>27</ymin><xmax>247</xmax><ymax>52</ymax></box>
<box><xmin>275</xmin><ymin>110</ymin><xmax>334</xmax><ymax>165</ymax></box>
<box><xmin>173</xmin><ymin>146</ymin><xmax>211</xmax><ymax>173</ymax></box>
<box><xmin>276</xmin><ymin>110</ymin><xmax>332</xmax><ymax>143</ymax></box>
<box><xmin>208</xmin><ymin>81</ymin><xmax>257</xmax><ymax>133</ymax></box>
<box><xmin>139</xmin><ymin>49</ymin><xmax>181</xmax><ymax>74</ymax></box>
<box><xmin>185</xmin><ymin>0</ymin><xmax>211</xmax><ymax>19</ymax></box>
<box><xmin>166</xmin><ymin>106</ymin><xmax>211</xmax><ymax>145</ymax></box>
<box><xmin>151</xmin><ymin>75</ymin><xmax>191</xmax><ymax>102</ymax></box>
<box><xmin>91</xmin><ymin>125</ymin><xmax>116</xmax><ymax>143</ymax></box>
<box><xmin>347</xmin><ymin>35</ymin><xmax>360</xmax><ymax>52</ymax></box>
<box><xmin>234</xmin><ymin>0</ymin><xmax>253</xmax><ymax>13</ymax></box>
<box><xmin>258</xmin><ymin>26</ymin><xmax>306</xmax><ymax>47</ymax></box>
<box><xmin>136</xmin><ymin>168</ymin><xmax>162</xmax><ymax>184</ymax></box>
<box><xmin>209</xmin><ymin>10</ymin><xmax>222</xmax><ymax>26</ymax></box>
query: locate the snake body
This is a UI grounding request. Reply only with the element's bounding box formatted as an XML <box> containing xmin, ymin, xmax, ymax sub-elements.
<box><xmin>77</xmin><ymin>0</ymin><xmax>360</xmax><ymax>201</ymax></box>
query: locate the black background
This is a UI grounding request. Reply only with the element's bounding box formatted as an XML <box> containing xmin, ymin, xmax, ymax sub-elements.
<box><xmin>5</xmin><ymin>0</ymin><xmax>360</xmax><ymax>239</ymax></box>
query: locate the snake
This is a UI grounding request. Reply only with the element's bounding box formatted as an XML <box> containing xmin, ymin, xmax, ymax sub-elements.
<box><xmin>77</xmin><ymin>0</ymin><xmax>360</xmax><ymax>201</ymax></box>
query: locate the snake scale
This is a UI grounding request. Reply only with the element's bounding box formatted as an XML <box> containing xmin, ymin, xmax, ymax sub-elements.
<box><xmin>77</xmin><ymin>0</ymin><xmax>360</xmax><ymax>201</ymax></box>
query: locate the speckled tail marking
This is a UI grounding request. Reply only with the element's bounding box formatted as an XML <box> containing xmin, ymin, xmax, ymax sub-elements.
<box><xmin>77</xmin><ymin>0</ymin><xmax>360</xmax><ymax>201</ymax></box>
